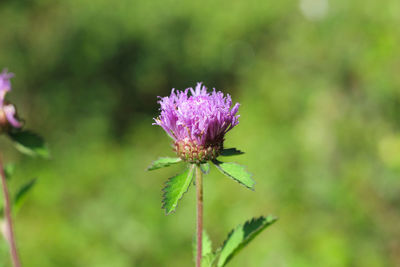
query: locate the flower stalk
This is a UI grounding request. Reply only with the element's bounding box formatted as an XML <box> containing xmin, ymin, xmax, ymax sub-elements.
<box><xmin>0</xmin><ymin>156</ymin><xmax>21</xmax><ymax>267</ymax></box>
<box><xmin>195</xmin><ymin>165</ymin><xmax>203</xmax><ymax>267</ymax></box>
<box><xmin>150</xmin><ymin>83</ymin><xmax>275</xmax><ymax>266</ymax></box>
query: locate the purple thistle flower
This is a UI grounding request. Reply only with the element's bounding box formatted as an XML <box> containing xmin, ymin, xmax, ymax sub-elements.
<box><xmin>154</xmin><ymin>82</ymin><xmax>240</xmax><ymax>163</ymax></box>
<box><xmin>0</xmin><ymin>69</ymin><xmax>22</xmax><ymax>130</ymax></box>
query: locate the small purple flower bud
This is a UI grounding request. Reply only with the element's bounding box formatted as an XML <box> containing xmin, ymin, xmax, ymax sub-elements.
<box><xmin>0</xmin><ymin>69</ymin><xmax>13</xmax><ymax>103</ymax></box>
<box><xmin>0</xmin><ymin>69</ymin><xmax>22</xmax><ymax>132</ymax></box>
<box><xmin>154</xmin><ymin>83</ymin><xmax>240</xmax><ymax>163</ymax></box>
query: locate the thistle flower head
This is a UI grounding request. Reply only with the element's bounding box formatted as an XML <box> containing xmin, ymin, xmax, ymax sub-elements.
<box><xmin>0</xmin><ymin>69</ymin><xmax>22</xmax><ymax>130</ymax></box>
<box><xmin>154</xmin><ymin>82</ymin><xmax>240</xmax><ymax>163</ymax></box>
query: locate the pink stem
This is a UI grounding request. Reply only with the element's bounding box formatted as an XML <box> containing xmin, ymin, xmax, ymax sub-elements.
<box><xmin>0</xmin><ymin>157</ymin><xmax>21</xmax><ymax>267</ymax></box>
<box><xmin>196</xmin><ymin>165</ymin><xmax>203</xmax><ymax>267</ymax></box>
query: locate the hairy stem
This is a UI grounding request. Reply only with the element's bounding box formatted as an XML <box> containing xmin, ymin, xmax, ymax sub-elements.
<box><xmin>0</xmin><ymin>157</ymin><xmax>21</xmax><ymax>267</ymax></box>
<box><xmin>195</xmin><ymin>165</ymin><xmax>203</xmax><ymax>267</ymax></box>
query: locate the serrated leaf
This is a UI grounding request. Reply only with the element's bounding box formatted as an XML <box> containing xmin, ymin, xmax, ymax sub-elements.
<box><xmin>202</xmin><ymin>253</ymin><xmax>217</xmax><ymax>267</ymax></box>
<box><xmin>212</xmin><ymin>160</ymin><xmax>255</xmax><ymax>190</ymax></box>
<box><xmin>1</xmin><ymin>164</ymin><xmax>16</xmax><ymax>217</ymax></box>
<box><xmin>13</xmin><ymin>178</ymin><xmax>37</xmax><ymax>214</ymax></box>
<box><xmin>3</xmin><ymin>164</ymin><xmax>15</xmax><ymax>180</ymax></box>
<box><xmin>217</xmin><ymin>216</ymin><xmax>278</xmax><ymax>267</ymax></box>
<box><xmin>200</xmin><ymin>163</ymin><xmax>210</xmax><ymax>174</ymax></box>
<box><xmin>220</xmin><ymin>148</ymin><xmax>244</xmax><ymax>157</ymax></box>
<box><xmin>147</xmin><ymin>157</ymin><xmax>182</xmax><ymax>171</ymax></box>
<box><xmin>193</xmin><ymin>231</ymin><xmax>213</xmax><ymax>261</ymax></box>
<box><xmin>162</xmin><ymin>165</ymin><xmax>194</xmax><ymax>214</ymax></box>
<box><xmin>193</xmin><ymin>231</ymin><xmax>216</xmax><ymax>267</ymax></box>
<box><xmin>8</xmin><ymin>130</ymin><xmax>49</xmax><ymax>158</ymax></box>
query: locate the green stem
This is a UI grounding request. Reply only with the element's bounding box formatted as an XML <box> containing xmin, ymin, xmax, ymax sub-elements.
<box><xmin>0</xmin><ymin>157</ymin><xmax>21</xmax><ymax>267</ymax></box>
<box><xmin>195</xmin><ymin>165</ymin><xmax>203</xmax><ymax>267</ymax></box>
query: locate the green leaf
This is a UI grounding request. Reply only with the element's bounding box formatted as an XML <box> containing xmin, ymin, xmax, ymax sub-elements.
<box><xmin>3</xmin><ymin>163</ymin><xmax>15</xmax><ymax>180</ymax></box>
<box><xmin>200</xmin><ymin>163</ymin><xmax>210</xmax><ymax>174</ymax></box>
<box><xmin>147</xmin><ymin>157</ymin><xmax>182</xmax><ymax>171</ymax></box>
<box><xmin>217</xmin><ymin>216</ymin><xmax>278</xmax><ymax>267</ymax></box>
<box><xmin>193</xmin><ymin>231</ymin><xmax>216</xmax><ymax>267</ymax></box>
<box><xmin>212</xmin><ymin>160</ymin><xmax>255</xmax><ymax>190</ymax></box>
<box><xmin>13</xmin><ymin>179</ymin><xmax>37</xmax><ymax>214</ymax></box>
<box><xmin>202</xmin><ymin>253</ymin><xmax>217</xmax><ymax>267</ymax></box>
<box><xmin>162</xmin><ymin>165</ymin><xmax>194</xmax><ymax>214</ymax></box>
<box><xmin>193</xmin><ymin>231</ymin><xmax>213</xmax><ymax>261</ymax></box>
<box><xmin>0</xmin><ymin>164</ymin><xmax>16</xmax><ymax>214</ymax></box>
<box><xmin>220</xmin><ymin>148</ymin><xmax>244</xmax><ymax>157</ymax></box>
<box><xmin>8</xmin><ymin>130</ymin><xmax>49</xmax><ymax>158</ymax></box>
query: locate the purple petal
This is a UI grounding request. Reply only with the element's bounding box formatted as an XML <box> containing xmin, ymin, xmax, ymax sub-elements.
<box><xmin>0</xmin><ymin>69</ymin><xmax>14</xmax><ymax>106</ymax></box>
<box><xmin>154</xmin><ymin>83</ymin><xmax>240</xmax><ymax>146</ymax></box>
<box><xmin>3</xmin><ymin>104</ymin><xmax>22</xmax><ymax>128</ymax></box>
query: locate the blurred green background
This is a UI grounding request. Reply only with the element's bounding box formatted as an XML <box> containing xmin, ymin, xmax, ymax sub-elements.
<box><xmin>0</xmin><ymin>0</ymin><xmax>400</xmax><ymax>266</ymax></box>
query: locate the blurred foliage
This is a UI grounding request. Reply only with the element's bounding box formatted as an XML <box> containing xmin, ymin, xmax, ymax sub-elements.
<box><xmin>0</xmin><ymin>0</ymin><xmax>400</xmax><ymax>266</ymax></box>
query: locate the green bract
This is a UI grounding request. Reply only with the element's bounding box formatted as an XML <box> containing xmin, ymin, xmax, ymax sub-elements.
<box><xmin>200</xmin><ymin>163</ymin><xmax>210</xmax><ymax>174</ymax></box>
<box><xmin>147</xmin><ymin>157</ymin><xmax>182</xmax><ymax>171</ymax></box>
<box><xmin>149</xmin><ymin>147</ymin><xmax>255</xmax><ymax>215</ymax></box>
<box><xmin>8</xmin><ymin>130</ymin><xmax>49</xmax><ymax>158</ymax></box>
<box><xmin>191</xmin><ymin>216</ymin><xmax>278</xmax><ymax>267</ymax></box>
<box><xmin>212</xmin><ymin>160</ymin><xmax>255</xmax><ymax>190</ymax></box>
<box><xmin>219</xmin><ymin>148</ymin><xmax>244</xmax><ymax>157</ymax></box>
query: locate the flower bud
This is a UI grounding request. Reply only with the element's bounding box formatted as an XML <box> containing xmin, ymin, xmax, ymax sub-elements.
<box><xmin>0</xmin><ymin>103</ymin><xmax>22</xmax><ymax>133</ymax></box>
<box><xmin>0</xmin><ymin>70</ymin><xmax>22</xmax><ymax>133</ymax></box>
<box><xmin>174</xmin><ymin>138</ymin><xmax>222</xmax><ymax>164</ymax></box>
